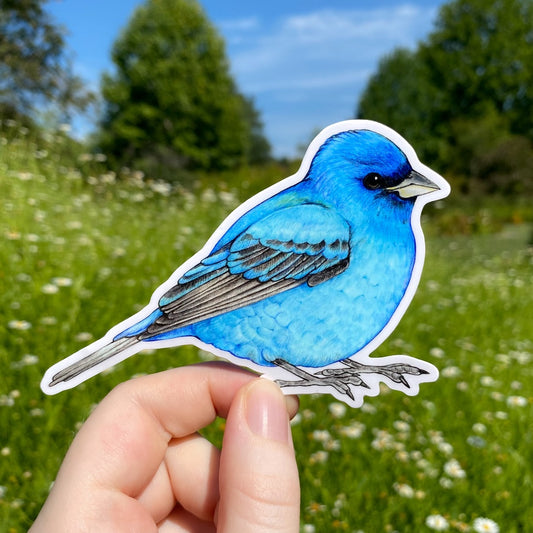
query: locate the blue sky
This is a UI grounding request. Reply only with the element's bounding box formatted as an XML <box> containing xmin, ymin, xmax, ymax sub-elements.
<box><xmin>46</xmin><ymin>0</ymin><xmax>446</xmax><ymax>157</ymax></box>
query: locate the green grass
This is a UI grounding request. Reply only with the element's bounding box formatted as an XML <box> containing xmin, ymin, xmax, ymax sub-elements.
<box><xmin>1</xmin><ymin>125</ymin><xmax>532</xmax><ymax>532</ymax></box>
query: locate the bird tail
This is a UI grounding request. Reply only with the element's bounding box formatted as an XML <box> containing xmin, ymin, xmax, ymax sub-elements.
<box><xmin>43</xmin><ymin>337</ymin><xmax>139</xmax><ymax>393</ymax></box>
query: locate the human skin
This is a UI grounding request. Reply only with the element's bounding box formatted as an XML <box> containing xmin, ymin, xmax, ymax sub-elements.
<box><xmin>30</xmin><ymin>362</ymin><xmax>300</xmax><ymax>532</ymax></box>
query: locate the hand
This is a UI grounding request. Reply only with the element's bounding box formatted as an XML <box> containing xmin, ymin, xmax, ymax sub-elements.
<box><xmin>30</xmin><ymin>362</ymin><xmax>300</xmax><ymax>532</ymax></box>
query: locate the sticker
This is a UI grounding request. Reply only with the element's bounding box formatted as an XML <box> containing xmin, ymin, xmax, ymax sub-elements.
<box><xmin>41</xmin><ymin>120</ymin><xmax>450</xmax><ymax>407</ymax></box>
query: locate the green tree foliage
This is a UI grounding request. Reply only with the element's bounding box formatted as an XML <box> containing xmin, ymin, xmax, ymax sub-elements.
<box><xmin>0</xmin><ymin>0</ymin><xmax>92</xmax><ymax>123</ymax></box>
<box><xmin>97</xmin><ymin>0</ymin><xmax>270</xmax><ymax>180</ymax></box>
<box><xmin>420</xmin><ymin>0</ymin><xmax>533</xmax><ymax>139</ymax></box>
<box><xmin>241</xmin><ymin>95</ymin><xmax>272</xmax><ymax>166</ymax></box>
<box><xmin>357</xmin><ymin>0</ymin><xmax>533</xmax><ymax>195</ymax></box>
<box><xmin>356</xmin><ymin>49</ymin><xmax>448</xmax><ymax>164</ymax></box>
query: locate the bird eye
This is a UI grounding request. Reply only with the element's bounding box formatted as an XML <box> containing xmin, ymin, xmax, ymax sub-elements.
<box><xmin>363</xmin><ymin>173</ymin><xmax>385</xmax><ymax>190</ymax></box>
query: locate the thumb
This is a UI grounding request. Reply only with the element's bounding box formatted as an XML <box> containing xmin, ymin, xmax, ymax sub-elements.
<box><xmin>216</xmin><ymin>378</ymin><xmax>300</xmax><ymax>533</ymax></box>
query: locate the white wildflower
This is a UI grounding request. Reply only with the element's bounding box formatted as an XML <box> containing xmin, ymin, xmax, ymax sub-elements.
<box><xmin>338</xmin><ymin>422</ymin><xmax>365</xmax><ymax>439</ymax></box>
<box><xmin>150</xmin><ymin>181</ymin><xmax>172</xmax><ymax>196</ymax></box>
<box><xmin>201</xmin><ymin>188</ymin><xmax>217</xmax><ymax>202</ymax></box>
<box><xmin>438</xmin><ymin>442</ymin><xmax>454</xmax><ymax>455</ymax></box>
<box><xmin>472</xmin><ymin>517</ymin><xmax>499</xmax><ymax>533</ymax></box>
<box><xmin>439</xmin><ymin>477</ymin><xmax>454</xmax><ymax>489</ymax></box>
<box><xmin>324</xmin><ymin>439</ymin><xmax>341</xmax><ymax>451</ymax></box>
<box><xmin>302</xmin><ymin>409</ymin><xmax>315</xmax><ymax>420</ymax></box>
<box><xmin>507</xmin><ymin>395</ymin><xmax>527</xmax><ymax>407</ymax></box>
<box><xmin>66</xmin><ymin>220</ymin><xmax>82</xmax><ymax>229</ymax></box>
<box><xmin>371</xmin><ymin>435</ymin><xmax>394</xmax><ymax>451</ymax></box>
<box><xmin>0</xmin><ymin>396</ymin><xmax>15</xmax><ymax>407</ymax></box>
<box><xmin>395</xmin><ymin>450</ymin><xmax>410</xmax><ymax>462</ymax></box>
<box><xmin>428</xmin><ymin>430</ymin><xmax>444</xmax><ymax>444</ymax></box>
<box><xmin>41</xmin><ymin>283</ymin><xmax>59</xmax><ymax>294</ymax></box>
<box><xmin>309</xmin><ymin>450</ymin><xmax>329</xmax><ymax>464</ymax></box>
<box><xmin>444</xmin><ymin>459</ymin><xmax>466</xmax><ymax>479</ymax></box>
<box><xmin>393</xmin><ymin>420</ymin><xmax>410</xmax><ymax>432</ymax></box>
<box><xmin>480</xmin><ymin>376</ymin><xmax>497</xmax><ymax>387</ymax></box>
<box><xmin>219</xmin><ymin>190</ymin><xmax>237</xmax><ymax>205</ymax></box>
<box><xmin>8</xmin><ymin>320</ymin><xmax>32</xmax><ymax>330</ymax></box>
<box><xmin>490</xmin><ymin>391</ymin><xmax>504</xmax><ymax>401</ymax></box>
<box><xmin>425</xmin><ymin>514</ymin><xmax>449</xmax><ymax>530</ymax></box>
<box><xmin>393</xmin><ymin>482</ymin><xmax>414</xmax><ymax>498</ymax></box>
<box><xmin>52</xmin><ymin>277</ymin><xmax>73</xmax><ymax>287</ymax></box>
<box><xmin>328</xmin><ymin>402</ymin><xmax>347</xmax><ymax>418</ymax></box>
<box><xmin>441</xmin><ymin>366</ymin><xmax>461</xmax><ymax>378</ymax></box>
<box><xmin>360</xmin><ymin>402</ymin><xmax>376</xmax><ymax>414</ymax></box>
<box><xmin>430</xmin><ymin>347</ymin><xmax>445</xmax><ymax>358</ymax></box>
<box><xmin>312</xmin><ymin>430</ymin><xmax>332</xmax><ymax>443</ymax></box>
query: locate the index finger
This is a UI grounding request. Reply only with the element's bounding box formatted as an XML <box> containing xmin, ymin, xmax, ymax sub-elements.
<box><xmin>57</xmin><ymin>362</ymin><xmax>258</xmax><ymax>496</ymax></box>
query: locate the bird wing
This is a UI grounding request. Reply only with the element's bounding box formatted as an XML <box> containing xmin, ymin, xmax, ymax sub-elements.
<box><xmin>139</xmin><ymin>204</ymin><xmax>351</xmax><ymax>339</ymax></box>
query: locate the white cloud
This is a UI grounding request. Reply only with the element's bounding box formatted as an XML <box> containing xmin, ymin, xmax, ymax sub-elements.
<box><xmin>228</xmin><ymin>5</ymin><xmax>437</xmax><ymax>92</ymax></box>
<box><xmin>218</xmin><ymin>4</ymin><xmax>439</xmax><ymax>156</ymax></box>
<box><xmin>244</xmin><ymin>70</ymin><xmax>371</xmax><ymax>93</ymax></box>
<box><xmin>219</xmin><ymin>16</ymin><xmax>259</xmax><ymax>31</ymax></box>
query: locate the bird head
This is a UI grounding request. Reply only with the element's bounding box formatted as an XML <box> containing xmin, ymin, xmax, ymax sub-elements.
<box><xmin>304</xmin><ymin>126</ymin><xmax>448</xmax><ymax>215</ymax></box>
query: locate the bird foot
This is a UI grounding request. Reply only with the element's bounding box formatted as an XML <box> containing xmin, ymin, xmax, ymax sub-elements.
<box><xmin>339</xmin><ymin>359</ymin><xmax>429</xmax><ymax>388</ymax></box>
<box><xmin>273</xmin><ymin>359</ymin><xmax>371</xmax><ymax>401</ymax></box>
<box><xmin>272</xmin><ymin>358</ymin><xmax>429</xmax><ymax>401</ymax></box>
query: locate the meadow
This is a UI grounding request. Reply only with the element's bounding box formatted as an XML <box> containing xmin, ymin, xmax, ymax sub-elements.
<box><xmin>1</xmin><ymin>123</ymin><xmax>532</xmax><ymax>532</ymax></box>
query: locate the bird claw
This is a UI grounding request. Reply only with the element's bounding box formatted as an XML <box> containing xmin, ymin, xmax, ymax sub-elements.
<box><xmin>316</xmin><ymin>368</ymin><xmax>370</xmax><ymax>389</ymax></box>
<box><xmin>341</xmin><ymin>359</ymin><xmax>429</xmax><ymax>388</ymax></box>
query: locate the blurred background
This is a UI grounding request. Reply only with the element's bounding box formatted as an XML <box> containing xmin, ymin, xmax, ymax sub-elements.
<box><xmin>1</xmin><ymin>0</ymin><xmax>532</xmax><ymax>531</ymax></box>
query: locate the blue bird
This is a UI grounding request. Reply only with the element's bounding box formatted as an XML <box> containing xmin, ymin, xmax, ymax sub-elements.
<box><xmin>42</xmin><ymin>120</ymin><xmax>450</xmax><ymax>404</ymax></box>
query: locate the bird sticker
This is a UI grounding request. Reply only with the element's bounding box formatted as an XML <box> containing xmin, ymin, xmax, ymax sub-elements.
<box><xmin>42</xmin><ymin>120</ymin><xmax>450</xmax><ymax>407</ymax></box>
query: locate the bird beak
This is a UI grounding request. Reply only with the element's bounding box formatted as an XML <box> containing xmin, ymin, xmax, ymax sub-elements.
<box><xmin>386</xmin><ymin>170</ymin><xmax>441</xmax><ymax>199</ymax></box>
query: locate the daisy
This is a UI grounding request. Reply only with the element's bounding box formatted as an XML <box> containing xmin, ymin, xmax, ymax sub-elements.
<box><xmin>444</xmin><ymin>459</ymin><xmax>466</xmax><ymax>479</ymax></box>
<box><xmin>328</xmin><ymin>402</ymin><xmax>347</xmax><ymax>418</ymax></box>
<box><xmin>507</xmin><ymin>395</ymin><xmax>527</xmax><ymax>407</ymax></box>
<box><xmin>472</xmin><ymin>517</ymin><xmax>499</xmax><ymax>533</ymax></box>
<box><xmin>8</xmin><ymin>320</ymin><xmax>31</xmax><ymax>330</ymax></box>
<box><xmin>425</xmin><ymin>514</ymin><xmax>449</xmax><ymax>531</ymax></box>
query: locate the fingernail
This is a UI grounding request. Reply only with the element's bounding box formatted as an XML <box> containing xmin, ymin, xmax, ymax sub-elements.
<box><xmin>285</xmin><ymin>394</ymin><xmax>300</xmax><ymax>419</ymax></box>
<box><xmin>245</xmin><ymin>379</ymin><xmax>289</xmax><ymax>443</ymax></box>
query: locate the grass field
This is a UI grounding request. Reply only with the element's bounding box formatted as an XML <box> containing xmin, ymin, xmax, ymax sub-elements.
<box><xmin>1</xmin><ymin>125</ymin><xmax>532</xmax><ymax>532</ymax></box>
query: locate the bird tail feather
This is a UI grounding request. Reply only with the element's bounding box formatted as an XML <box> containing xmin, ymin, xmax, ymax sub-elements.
<box><xmin>47</xmin><ymin>337</ymin><xmax>138</xmax><ymax>389</ymax></box>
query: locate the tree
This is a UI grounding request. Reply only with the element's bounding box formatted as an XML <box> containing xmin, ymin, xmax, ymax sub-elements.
<box><xmin>419</xmin><ymin>0</ymin><xmax>533</xmax><ymax>138</ymax></box>
<box><xmin>0</xmin><ymin>0</ymin><xmax>92</xmax><ymax>123</ymax></box>
<box><xmin>97</xmin><ymin>0</ymin><xmax>269</xmax><ymax>179</ymax></box>
<box><xmin>241</xmin><ymin>95</ymin><xmax>272</xmax><ymax>165</ymax></box>
<box><xmin>448</xmin><ymin>106</ymin><xmax>533</xmax><ymax>195</ymax></box>
<box><xmin>356</xmin><ymin>0</ymin><xmax>533</xmax><ymax>192</ymax></box>
<box><xmin>356</xmin><ymin>48</ymin><xmax>448</xmax><ymax>165</ymax></box>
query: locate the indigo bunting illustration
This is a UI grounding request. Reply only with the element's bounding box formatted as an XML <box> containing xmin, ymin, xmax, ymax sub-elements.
<box><xmin>42</xmin><ymin>120</ymin><xmax>450</xmax><ymax>405</ymax></box>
